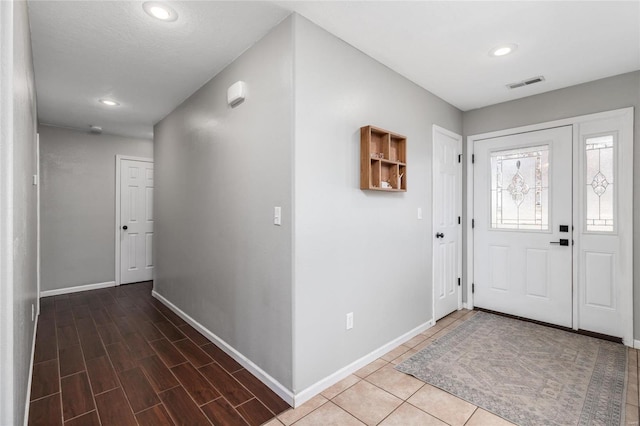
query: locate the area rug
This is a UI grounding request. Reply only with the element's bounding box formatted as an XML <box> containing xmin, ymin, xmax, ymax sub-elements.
<box><xmin>395</xmin><ymin>311</ymin><xmax>627</xmax><ymax>425</ymax></box>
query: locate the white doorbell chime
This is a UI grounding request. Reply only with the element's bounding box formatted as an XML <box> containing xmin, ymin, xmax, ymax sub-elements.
<box><xmin>227</xmin><ymin>81</ymin><xmax>246</xmax><ymax>107</ymax></box>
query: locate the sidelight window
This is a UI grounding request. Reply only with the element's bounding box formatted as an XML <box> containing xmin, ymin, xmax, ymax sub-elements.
<box><xmin>585</xmin><ymin>135</ymin><xmax>615</xmax><ymax>232</ymax></box>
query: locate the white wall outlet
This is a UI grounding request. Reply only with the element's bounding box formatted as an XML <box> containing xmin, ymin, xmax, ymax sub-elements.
<box><xmin>417</xmin><ymin>207</ymin><xmax>423</xmax><ymax>220</ymax></box>
<box><xmin>346</xmin><ymin>312</ymin><xmax>354</xmax><ymax>330</ymax></box>
<box><xmin>32</xmin><ymin>174</ymin><xmax>38</xmax><ymax>186</ymax></box>
<box><xmin>31</xmin><ymin>303</ymin><xmax>35</xmax><ymax>321</ymax></box>
<box><xmin>274</xmin><ymin>206</ymin><xmax>282</xmax><ymax>226</ymax></box>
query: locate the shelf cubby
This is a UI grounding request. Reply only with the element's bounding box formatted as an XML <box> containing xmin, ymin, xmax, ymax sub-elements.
<box><xmin>360</xmin><ymin>126</ymin><xmax>407</xmax><ymax>191</ymax></box>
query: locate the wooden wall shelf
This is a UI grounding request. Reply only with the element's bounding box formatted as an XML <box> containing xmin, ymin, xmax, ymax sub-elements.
<box><xmin>360</xmin><ymin>125</ymin><xmax>406</xmax><ymax>191</ymax></box>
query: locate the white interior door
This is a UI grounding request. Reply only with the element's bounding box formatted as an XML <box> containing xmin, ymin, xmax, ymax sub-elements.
<box><xmin>433</xmin><ymin>126</ymin><xmax>462</xmax><ymax>321</ymax></box>
<box><xmin>120</xmin><ymin>159</ymin><xmax>154</xmax><ymax>284</ymax></box>
<box><xmin>473</xmin><ymin>126</ymin><xmax>573</xmax><ymax>327</ymax></box>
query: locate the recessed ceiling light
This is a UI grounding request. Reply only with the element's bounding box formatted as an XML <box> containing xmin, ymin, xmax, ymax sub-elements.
<box><xmin>143</xmin><ymin>2</ymin><xmax>178</xmax><ymax>22</ymax></box>
<box><xmin>489</xmin><ymin>44</ymin><xmax>518</xmax><ymax>57</ymax></box>
<box><xmin>99</xmin><ymin>99</ymin><xmax>119</xmax><ymax>107</ymax></box>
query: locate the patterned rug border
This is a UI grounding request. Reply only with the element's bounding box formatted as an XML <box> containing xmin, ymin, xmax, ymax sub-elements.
<box><xmin>395</xmin><ymin>312</ymin><xmax>628</xmax><ymax>426</ymax></box>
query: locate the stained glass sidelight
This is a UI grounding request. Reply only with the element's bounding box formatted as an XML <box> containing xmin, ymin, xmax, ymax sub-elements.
<box><xmin>490</xmin><ymin>145</ymin><xmax>549</xmax><ymax>230</ymax></box>
<box><xmin>585</xmin><ymin>135</ymin><xmax>614</xmax><ymax>232</ymax></box>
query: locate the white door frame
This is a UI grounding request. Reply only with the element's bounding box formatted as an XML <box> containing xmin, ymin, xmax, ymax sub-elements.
<box><xmin>36</xmin><ymin>132</ymin><xmax>40</xmax><ymax>315</ymax></box>
<box><xmin>115</xmin><ymin>155</ymin><xmax>154</xmax><ymax>286</ymax></box>
<box><xmin>432</xmin><ymin>125</ymin><xmax>462</xmax><ymax>321</ymax></box>
<box><xmin>465</xmin><ymin>107</ymin><xmax>634</xmax><ymax>346</ymax></box>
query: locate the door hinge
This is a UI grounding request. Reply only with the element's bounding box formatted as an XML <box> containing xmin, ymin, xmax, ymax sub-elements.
<box><xmin>471</xmin><ymin>219</ymin><xmax>475</xmax><ymax>229</ymax></box>
<box><xmin>458</xmin><ymin>278</ymin><xmax>461</xmax><ymax>287</ymax></box>
<box><xmin>472</xmin><ymin>154</ymin><xmax>475</xmax><ymax>164</ymax></box>
<box><xmin>458</xmin><ymin>154</ymin><xmax>461</xmax><ymax>163</ymax></box>
<box><xmin>472</xmin><ymin>283</ymin><xmax>475</xmax><ymax>293</ymax></box>
<box><xmin>458</xmin><ymin>216</ymin><xmax>461</xmax><ymax>225</ymax></box>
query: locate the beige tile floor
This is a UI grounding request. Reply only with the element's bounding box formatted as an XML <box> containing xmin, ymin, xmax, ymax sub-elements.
<box><xmin>267</xmin><ymin>310</ymin><xmax>640</xmax><ymax>426</ymax></box>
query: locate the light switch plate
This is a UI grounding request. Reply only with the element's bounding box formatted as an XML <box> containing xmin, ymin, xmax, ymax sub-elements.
<box><xmin>274</xmin><ymin>206</ymin><xmax>281</xmax><ymax>226</ymax></box>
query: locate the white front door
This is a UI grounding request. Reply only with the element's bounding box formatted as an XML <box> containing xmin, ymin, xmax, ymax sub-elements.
<box><xmin>120</xmin><ymin>159</ymin><xmax>154</xmax><ymax>284</ymax></box>
<box><xmin>473</xmin><ymin>126</ymin><xmax>573</xmax><ymax>327</ymax></box>
<box><xmin>433</xmin><ymin>126</ymin><xmax>462</xmax><ymax>321</ymax></box>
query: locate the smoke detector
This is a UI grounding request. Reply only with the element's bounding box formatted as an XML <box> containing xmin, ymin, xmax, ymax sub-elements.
<box><xmin>89</xmin><ymin>125</ymin><xmax>103</xmax><ymax>134</ymax></box>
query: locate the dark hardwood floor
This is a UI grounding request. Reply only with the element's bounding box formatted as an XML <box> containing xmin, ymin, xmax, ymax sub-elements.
<box><xmin>28</xmin><ymin>281</ymin><xmax>290</xmax><ymax>425</ymax></box>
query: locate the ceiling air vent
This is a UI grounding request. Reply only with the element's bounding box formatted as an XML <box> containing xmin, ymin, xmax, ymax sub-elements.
<box><xmin>507</xmin><ymin>76</ymin><xmax>545</xmax><ymax>90</ymax></box>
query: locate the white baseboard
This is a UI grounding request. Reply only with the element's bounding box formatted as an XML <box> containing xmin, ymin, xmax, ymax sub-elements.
<box><xmin>23</xmin><ymin>314</ymin><xmax>38</xmax><ymax>426</ymax></box>
<box><xmin>292</xmin><ymin>318</ymin><xmax>433</xmax><ymax>407</ymax></box>
<box><xmin>634</xmin><ymin>339</ymin><xmax>640</xmax><ymax>350</ymax></box>
<box><xmin>40</xmin><ymin>281</ymin><xmax>115</xmax><ymax>297</ymax></box>
<box><xmin>462</xmin><ymin>303</ymin><xmax>471</xmax><ymax>310</ymax></box>
<box><xmin>151</xmin><ymin>291</ymin><xmax>295</xmax><ymax>405</ymax></box>
<box><xmin>152</xmin><ymin>290</ymin><xmax>434</xmax><ymax>408</ymax></box>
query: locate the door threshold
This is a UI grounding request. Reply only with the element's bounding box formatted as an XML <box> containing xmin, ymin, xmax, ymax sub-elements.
<box><xmin>474</xmin><ymin>308</ymin><xmax>623</xmax><ymax>344</ymax></box>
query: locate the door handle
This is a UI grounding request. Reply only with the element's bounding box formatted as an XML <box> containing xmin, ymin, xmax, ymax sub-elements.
<box><xmin>550</xmin><ymin>239</ymin><xmax>569</xmax><ymax>246</ymax></box>
<box><xmin>122</xmin><ymin>225</ymin><xmax>128</xmax><ymax>230</ymax></box>
<box><xmin>436</xmin><ymin>232</ymin><xmax>444</xmax><ymax>238</ymax></box>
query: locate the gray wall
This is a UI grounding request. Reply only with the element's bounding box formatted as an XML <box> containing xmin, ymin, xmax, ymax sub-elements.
<box><xmin>0</xmin><ymin>0</ymin><xmax>38</xmax><ymax>423</ymax></box>
<box><xmin>13</xmin><ymin>1</ymin><xmax>38</xmax><ymax>421</ymax></box>
<box><xmin>39</xmin><ymin>125</ymin><xmax>153</xmax><ymax>291</ymax></box>
<box><xmin>292</xmin><ymin>16</ymin><xmax>462</xmax><ymax>391</ymax></box>
<box><xmin>462</xmin><ymin>71</ymin><xmax>640</xmax><ymax>338</ymax></box>
<box><xmin>153</xmin><ymin>17</ymin><xmax>294</xmax><ymax>387</ymax></box>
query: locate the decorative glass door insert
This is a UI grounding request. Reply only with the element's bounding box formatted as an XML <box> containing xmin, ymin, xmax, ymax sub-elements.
<box><xmin>490</xmin><ymin>145</ymin><xmax>550</xmax><ymax>230</ymax></box>
<box><xmin>585</xmin><ymin>134</ymin><xmax>615</xmax><ymax>232</ymax></box>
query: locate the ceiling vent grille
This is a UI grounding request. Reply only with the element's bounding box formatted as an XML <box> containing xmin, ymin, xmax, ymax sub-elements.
<box><xmin>507</xmin><ymin>76</ymin><xmax>545</xmax><ymax>90</ymax></box>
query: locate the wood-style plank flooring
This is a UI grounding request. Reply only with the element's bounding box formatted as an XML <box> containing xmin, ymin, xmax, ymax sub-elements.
<box><xmin>28</xmin><ymin>281</ymin><xmax>290</xmax><ymax>425</ymax></box>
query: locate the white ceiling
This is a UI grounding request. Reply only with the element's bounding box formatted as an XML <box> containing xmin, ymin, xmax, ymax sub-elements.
<box><xmin>280</xmin><ymin>1</ymin><xmax>640</xmax><ymax>111</ymax></box>
<box><xmin>28</xmin><ymin>1</ymin><xmax>290</xmax><ymax>139</ymax></box>
<box><xmin>29</xmin><ymin>1</ymin><xmax>640</xmax><ymax>139</ymax></box>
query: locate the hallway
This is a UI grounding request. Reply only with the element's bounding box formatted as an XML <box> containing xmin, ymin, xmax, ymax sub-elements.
<box><xmin>28</xmin><ymin>282</ymin><xmax>290</xmax><ymax>425</ymax></box>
